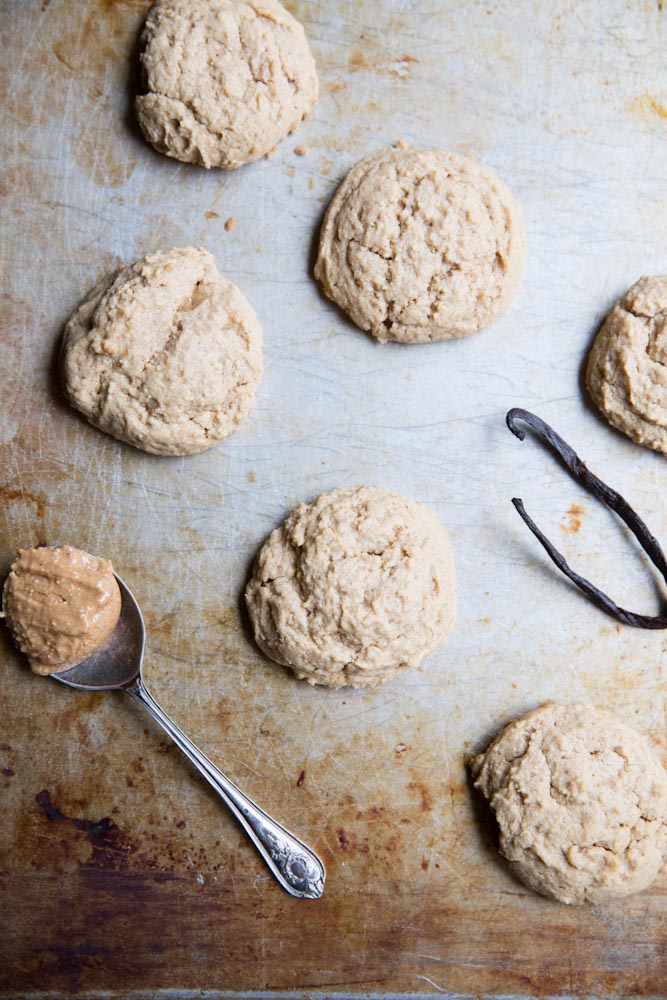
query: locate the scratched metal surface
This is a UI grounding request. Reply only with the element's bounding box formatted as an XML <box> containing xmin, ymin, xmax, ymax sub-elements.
<box><xmin>2</xmin><ymin>0</ymin><xmax>667</xmax><ymax>996</ymax></box>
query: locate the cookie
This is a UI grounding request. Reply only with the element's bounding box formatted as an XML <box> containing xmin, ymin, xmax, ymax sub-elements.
<box><xmin>471</xmin><ymin>702</ymin><xmax>667</xmax><ymax>904</ymax></box>
<box><xmin>3</xmin><ymin>546</ymin><xmax>121</xmax><ymax>676</ymax></box>
<box><xmin>62</xmin><ymin>247</ymin><xmax>263</xmax><ymax>456</ymax></box>
<box><xmin>586</xmin><ymin>276</ymin><xmax>667</xmax><ymax>454</ymax></box>
<box><xmin>245</xmin><ymin>485</ymin><xmax>456</xmax><ymax>688</ymax></box>
<box><xmin>314</xmin><ymin>147</ymin><xmax>526</xmax><ymax>344</ymax></box>
<box><xmin>134</xmin><ymin>0</ymin><xmax>318</xmax><ymax>169</ymax></box>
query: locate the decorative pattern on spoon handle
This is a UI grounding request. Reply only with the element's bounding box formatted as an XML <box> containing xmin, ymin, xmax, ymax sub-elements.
<box><xmin>235</xmin><ymin>806</ymin><xmax>325</xmax><ymax>898</ymax></box>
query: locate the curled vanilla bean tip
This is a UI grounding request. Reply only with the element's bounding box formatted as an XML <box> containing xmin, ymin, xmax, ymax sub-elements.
<box><xmin>507</xmin><ymin>409</ymin><xmax>667</xmax><ymax>629</ymax></box>
<box><xmin>506</xmin><ymin>408</ymin><xmax>528</xmax><ymax>440</ymax></box>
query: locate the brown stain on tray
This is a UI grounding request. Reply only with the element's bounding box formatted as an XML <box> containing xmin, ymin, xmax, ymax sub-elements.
<box><xmin>46</xmin><ymin>0</ymin><xmax>150</xmax><ymax>188</ymax></box>
<box><xmin>627</xmin><ymin>92</ymin><xmax>667</xmax><ymax>124</ymax></box>
<box><xmin>0</xmin><ymin>485</ymin><xmax>48</xmax><ymax>524</ymax></box>
<box><xmin>347</xmin><ymin>47</ymin><xmax>419</xmax><ymax>78</ymax></box>
<box><xmin>561</xmin><ymin>502</ymin><xmax>584</xmax><ymax>533</ymax></box>
<box><xmin>36</xmin><ymin>790</ymin><xmax>135</xmax><ymax>871</ymax></box>
<box><xmin>72</xmin><ymin>123</ymin><xmax>138</xmax><ymax>188</ymax></box>
<box><xmin>0</xmin><ymin>484</ymin><xmax>48</xmax><ymax>548</ymax></box>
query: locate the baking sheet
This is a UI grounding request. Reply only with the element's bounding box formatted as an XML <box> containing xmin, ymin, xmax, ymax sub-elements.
<box><xmin>2</xmin><ymin>0</ymin><xmax>667</xmax><ymax>995</ymax></box>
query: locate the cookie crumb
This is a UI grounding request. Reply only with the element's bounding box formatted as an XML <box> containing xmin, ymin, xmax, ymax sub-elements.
<box><xmin>294</xmin><ymin>145</ymin><xmax>308</xmax><ymax>156</ymax></box>
<box><xmin>394</xmin><ymin>138</ymin><xmax>408</xmax><ymax>149</ymax></box>
<box><xmin>224</xmin><ymin>217</ymin><xmax>235</xmax><ymax>232</ymax></box>
<box><xmin>255</xmin><ymin>6</ymin><xmax>281</xmax><ymax>22</ymax></box>
<box><xmin>205</xmin><ymin>210</ymin><xmax>219</xmax><ymax>219</ymax></box>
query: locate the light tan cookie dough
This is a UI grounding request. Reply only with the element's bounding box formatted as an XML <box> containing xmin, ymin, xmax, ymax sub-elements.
<box><xmin>135</xmin><ymin>0</ymin><xmax>318</xmax><ymax>169</ymax></box>
<box><xmin>471</xmin><ymin>702</ymin><xmax>667</xmax><ymax>905</ymax></box>
<box><xmin>586</xmin><ymin>276</ymin><xmax>667</xmax><ymax>454</ymax></box>
<box><xmin>245</xmin><ymin>485</ymin><xmax>456</xmax><ymax>688</ymax></box>
<box><xmin>62</xmin><ymin>247</ymin><xmax>263</xmax><ymax>456</ymax></box>
<box><xmin>314</xmin><ymin>147</ymin><xmax>526</xmax><ymax>344</ymax></box>
<box><xmin>2</xmin><ymin>546</ymin><xmax>121</xmax><ymax>675</ymax></box>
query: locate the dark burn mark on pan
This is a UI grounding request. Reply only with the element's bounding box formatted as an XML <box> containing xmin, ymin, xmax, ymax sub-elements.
<box><xmin>36</xmin><ymin>790</ymin><xmax>134</xmax><ymax>870</ymax></box>
<box><xmin>337</xmin><ymin>828</ymin><xmax>351</xmax><ymax>851</ymax></box>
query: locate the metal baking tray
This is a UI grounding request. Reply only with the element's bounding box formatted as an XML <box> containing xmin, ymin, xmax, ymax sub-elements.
<box><xmin>2</xmin><ymin>0</ymin><xmax>666</xmax><ymax>995</ymax></box>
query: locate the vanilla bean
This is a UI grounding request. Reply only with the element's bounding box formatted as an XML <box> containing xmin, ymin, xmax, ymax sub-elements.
<box><xmin>506</xmin><ymin>407</ymin><xmax>667</xmax><ymax>628</ymax></box>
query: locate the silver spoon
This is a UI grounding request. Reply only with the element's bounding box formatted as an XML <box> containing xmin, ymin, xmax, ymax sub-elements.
<box><xmin>52</xmin><ymin>574</ymin><xmax>325</xmax><ymax>899</ymax></box>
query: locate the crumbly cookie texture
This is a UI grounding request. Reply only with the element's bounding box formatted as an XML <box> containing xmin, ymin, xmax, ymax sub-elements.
<box><xmin>587</xmin><ymin>276</ymin><xmax>667</xmax><ymax>454</ymax></box>
<box><xmin>314</xmin><ymin>147</ymin><xmax>526</xmax><ymax>344</ymax></box>
<box><xmin>62</xmin><ymin>247</ymin><xmax>263</xmax><ymax>456</ymax></box>
<box><xmin>471</xmin><ymin>702</ymin><xmax>667</xmax><ymax>904</ymax></box>
<box><xmin>3</xmin><ymin>546</ymin><xmax>121</xmax><ymax>675</ymax></box>
<box><xmin>135</xmin><ymin>0</ymin><xmax>318</xmax><ymax>169</ymax></box>
<box><xmin>245</xmin><ymin>486</ymin><xmax>456</xmax><ymax>688</ymax></box>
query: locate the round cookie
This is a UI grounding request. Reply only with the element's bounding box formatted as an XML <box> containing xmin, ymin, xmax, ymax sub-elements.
<box><xmin>3</xmin><ymin>545</ymin><xmax>121</xmax><ymax>676</ymax></box>
<box><xmin>62</xmin><ymin>247</ymin><xmax>263</xmax><ymax>456</ymax></box>
<box><xmin>314</xmin><ymin>146</ymin><xmax>526</xmax><ymax>344</ymax></box>
<box><xmin>586</xmin><ymin>276</ymin><xmax>667</xmax><ymax>454</ymax></box>
<box><xmin>471</xmin><ymin>702</ymin><xmax>667</xmax><ymax>905</ymax></box>
<box><xmin>134</xmin><ymin>0</ymin><xmax>318</xmax><ymax>169</ymax></box>
<box><xmin>245</xmin><ymin>485</ymin><xmax>456</xmax><ymax>688</ymax></box>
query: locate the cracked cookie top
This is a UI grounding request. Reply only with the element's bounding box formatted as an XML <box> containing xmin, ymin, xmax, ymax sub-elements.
<box><xmin>245</xmin><ymin>485</ymin><xmax>456</xmax><ymax>688</ymax></box>
<box><xmin>134</xmin><ymin>0</ymin><xmax>318</xmax><ymax>169</ymax></box>
<box><xmin>587</xmin><ymin>276</ymin><xmax>667</xmax><ymax>454</ymax></box>
<box><xmin>62</xmin><ymin>247</ymin><xmax>263</xmax><ymax>456</ymax></box>
<box><xmin>315</xmin><ymin>147</ymin><xmax>526</xmax><ymax>344</ymax></box>
<box><xmin>471</xmin><ymin>702</ymin><xmax>667</xmax><ymax>904</ymax></box>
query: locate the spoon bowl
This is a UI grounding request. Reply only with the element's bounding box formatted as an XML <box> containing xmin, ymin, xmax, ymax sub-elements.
<box><xmin>45</xmin><ymin>574</ymin><xmax>325</xmax><ymax>898</ymax></box>
<box><xmin>55</xmin><ymin>576</ymin><xmax>144</xmax><ymax>690</ymax></box>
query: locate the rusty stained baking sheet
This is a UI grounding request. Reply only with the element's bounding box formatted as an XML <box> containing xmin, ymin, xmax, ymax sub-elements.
<box><xmin>2</xmin><ymin>0</ymin><xmax>667</xmax><ymax>996</ymax></box>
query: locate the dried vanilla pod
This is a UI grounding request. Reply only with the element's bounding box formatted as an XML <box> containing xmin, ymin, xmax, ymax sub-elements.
<box><xmin>507</xmin><ymin>407</ymin><xmax>667</xmax><ymax>628</ymax></box>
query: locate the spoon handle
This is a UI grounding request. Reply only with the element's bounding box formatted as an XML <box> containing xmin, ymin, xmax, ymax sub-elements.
<box><xmin>126</xmin><ymin>675</ymin><xmax>325</xmax><ymax>899</ymax></box>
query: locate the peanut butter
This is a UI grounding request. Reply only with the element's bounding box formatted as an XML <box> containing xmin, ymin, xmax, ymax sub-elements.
<box><xmin>2</xmin><ymin>545</ymin><xmax>121</xmax><ymax>675</ymax></box>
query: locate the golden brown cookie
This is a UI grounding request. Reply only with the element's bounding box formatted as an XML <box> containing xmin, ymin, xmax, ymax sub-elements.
<box><xmin>315</xmin><ymin>147</ymin><xmax>526</xmax><ymax>343</ymax></box>
<box><xmin>245</xmin><ymin>486</ymin><xmax>456</xmax><ymax>688</ymax></box>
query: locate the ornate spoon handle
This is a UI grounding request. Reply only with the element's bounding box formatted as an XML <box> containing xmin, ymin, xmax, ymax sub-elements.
<box><xmin>126</xmin><ymin>674</ymin><xmax>325</xmax><ymax>899</ymax></box>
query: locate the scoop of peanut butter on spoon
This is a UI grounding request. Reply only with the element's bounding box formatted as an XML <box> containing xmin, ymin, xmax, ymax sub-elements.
<box><xmin>2</xmin><ymin>545</ymin><xmax>121</xmax><ymax>675</ymax></box>
<box><xmin>1</xmin><ymin>545</ymin><xmax>325</xmax><ymax>899</ymax></box>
